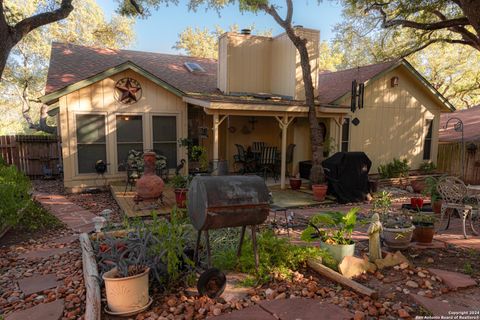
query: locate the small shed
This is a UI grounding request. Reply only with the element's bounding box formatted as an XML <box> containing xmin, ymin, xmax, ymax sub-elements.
<box><xmin>438</xmin><ymin>105</ymin><xmax>480</xmax><ymax>184</ymax></box>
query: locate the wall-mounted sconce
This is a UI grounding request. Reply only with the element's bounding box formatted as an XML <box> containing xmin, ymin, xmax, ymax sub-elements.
<box><xmin>390</xmin><ymin>76</ymin><xmax>399</xmax><ymax>87</ymax></box>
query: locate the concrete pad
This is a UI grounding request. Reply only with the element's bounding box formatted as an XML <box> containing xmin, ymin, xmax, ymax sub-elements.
<box><xmin>209</xmin><ymin>305</ymin><xmax>275</xmax><ymax>319</ymax></box>
<box><xmin>260</xmin><ymin>298</ymin><xmax>352</xmax><ymax>320</ymax></box>
<box><xmin>18</xmin><ymin>248</ymin><xmax>70</xmax><ymax>260</ymax></box>
<box><xmin>18</xmin><ymin>274</ymin><xmax>61</xmax><ymax>296</ymax></box>
<box><xmin>428</xmin><ymin>268</ymin><xmax>477</xmax><ymax>290</ymax></box>
<box><xmin>410</xmin><ymin>294</ymin><xmax>468</xmax><ymax>316</ymax></box>
<box><xmin>5</xmin><ymin>299</ymin><xmax>64</xmax><ymax>320</ymax></box>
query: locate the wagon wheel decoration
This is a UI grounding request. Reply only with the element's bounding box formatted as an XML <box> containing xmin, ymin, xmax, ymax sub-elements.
<box><xmin>114</xmin><ymin>77</ymin><xmax>142</xmax><ymax>104</ymax></box>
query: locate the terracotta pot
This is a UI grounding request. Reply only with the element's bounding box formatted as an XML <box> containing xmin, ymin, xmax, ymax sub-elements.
<box><xmin>103</xmin><ymin>267</ymin><xmax>150</xmax><ymax>313</ymax></box>
<box><xmin>289</xmin><ymin>178</ymin><xmax>302</xmax><ymax>190</ymax></box>
<box><xmin>411</xmin><ymin>180</ymin><xmax>426</xmax><ymax>193</ymax></box>
<box><xmin>413</xmin><ymin>225</ymin><xmax>435</xmax><ymax>244</ymax></box>
<box><xmin>174</xmin><ymin>188</ymin><xmax>188</xmax><ymax>208</ymax></box>
<box><xmin>433</xmin><ymin>199</ymin><xmax>442</xmax><ymax>214</ymax></box>
<box><xmin>312</xmin><ymin>184</ymin><xmax>328</xmax><ymax>201</ymax></box>
<box><xmin>136</xmin><ymin>152</ymin><xmax>164</xmax><ymax>200</ymax></box>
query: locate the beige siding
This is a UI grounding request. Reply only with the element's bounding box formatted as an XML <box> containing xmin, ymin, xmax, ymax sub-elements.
<box><xmin>218</xmin><ymin>28</ymin><xmax>320</xmax><ymax>98</ymax></box>
<box><xmin>225</xmin><ymin>34</ymin><xmax>272</xmax><ymax>94</ymax></box>
<box><xmin>336</xmin><ymin>66</ymin><xmax>444</xmax><ymax>173</ymax></box>
<box><xmin>270</xmin><ymin>33</ymin><xmax>296</xmax><ymax>97</ymax></box>
<box><xmin>217</xmin><ymin>34</ymin><xmax>228</xmax><ymax>93</ymax></box>
<box><xmin>60</xmin><ymin>69</ymin><xmax>188</xmax><ymax>191</ymax></box>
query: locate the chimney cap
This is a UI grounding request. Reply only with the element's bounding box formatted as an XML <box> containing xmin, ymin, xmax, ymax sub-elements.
<box><xmin>294</xmin><ymin>25</ymin><xmax>304</xmax><ymax>29</ymax></box>
<box><xmin>241</xmin><ymin>28</ymin><xmax>251</xmax><ymax>35</ymax></box>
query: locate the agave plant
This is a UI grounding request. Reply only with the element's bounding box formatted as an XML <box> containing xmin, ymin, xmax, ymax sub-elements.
<box><xmin>301</xmin><ymin>208</ymin><xmax>358</xmax><ymax>245</ymax></box>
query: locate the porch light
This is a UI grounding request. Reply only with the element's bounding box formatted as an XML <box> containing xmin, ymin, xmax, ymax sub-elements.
<box><xmin>390</xmin><ymin>76</ymin><xmax>399</xmax><ymax>87</ymax></box>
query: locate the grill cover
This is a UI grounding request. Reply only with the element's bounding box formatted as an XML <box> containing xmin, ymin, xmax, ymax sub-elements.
<box><xmin>322</xmin><ymin>152</ymin><xmax>372</xmax><ymax>204</ymax></box>
<box><xmin>188</xmin><ymin>175</ymin><xmax>270</xmax><ymax>230</ymax></box>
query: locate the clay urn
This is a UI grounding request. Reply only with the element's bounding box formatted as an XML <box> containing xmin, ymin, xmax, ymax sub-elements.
<box><xmin>136</xmin><ymin>151</ymin><xmax>165</xmax><ymax>200</ymax></box>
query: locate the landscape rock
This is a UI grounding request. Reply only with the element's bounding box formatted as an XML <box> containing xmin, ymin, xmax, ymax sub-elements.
<box><xmin>338</xmin><ymin>256</ymin><xmax>377</xmax><ymax>279</ymax></box>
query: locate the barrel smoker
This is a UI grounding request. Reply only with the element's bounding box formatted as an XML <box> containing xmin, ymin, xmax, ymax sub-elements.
<box><xmin>187</xmin><ymin>175</ymin><xmax>270</xmax><ymax>269</ymax></box>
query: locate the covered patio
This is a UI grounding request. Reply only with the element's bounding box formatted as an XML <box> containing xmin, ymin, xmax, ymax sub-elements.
<box><xmin>183</xmin><ymin>95</ymin><xmax>350</xmax><ymax>189</ymax></box>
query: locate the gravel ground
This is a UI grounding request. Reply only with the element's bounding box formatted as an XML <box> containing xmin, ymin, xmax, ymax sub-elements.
<box><xmin>0</xmin><ymin>228</ymin><xmax>85</xmax><ymax>320</ymax></box>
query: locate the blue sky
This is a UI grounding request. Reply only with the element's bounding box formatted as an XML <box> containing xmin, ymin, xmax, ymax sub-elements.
<box><xmin>97</xmin><ymin>0</ymin><xmax>343</xmax><ymax>54</ymax></box>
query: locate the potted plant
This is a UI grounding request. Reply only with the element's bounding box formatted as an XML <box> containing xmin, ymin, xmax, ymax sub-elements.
<box><xmin>171</xmin><ymin>175</ymin><xmax>189</xmax><ymax>208</ymax></box>
<box><xmin>323</xmin><ymin>137</ymin><xmax>337</xmax><ymax>158</ymax></box>
<box><xmin>373</xmin><ymin>191</ymin><xmax>414</xmax><ymax>249</ymax></box>
<box><xmin>423</xmin><ymin>176</ymin><xmax>442</xmax><ymax>214</ymax></box>
<box><xmin>382</xmin><ymin>210</ymin><xmax>415</xmax><ymax>249</ymax></box>
<box><xmin>412</xmin><ymin>213</ymin><xmax>435</xmax><ymax>245</ymax></box>
<box><xmin>289</xmin><ymin>173</ymin><xmax>302</xmax><ymax>190</ymax></box>
<box><xmin>99</xmin><ymin>232</ymin><xmax>153</xmax><ymax>315</ymax></box>
<box><xmin>191</xmin><ymin>145</ymin><xmax>209</xmax><ymax>173</ymax></box>
<box><xmin>301</xmin><ymin>208</ymin><xmax>358</xmax><ymax>263</ymax></box>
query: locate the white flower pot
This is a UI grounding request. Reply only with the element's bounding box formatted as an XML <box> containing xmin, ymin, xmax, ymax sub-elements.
<box><xmin>383</xmin><ymin>226</ymin><xmax>415</xmax><ymax>249</ymax></box>
<box><xmin>320</xmin><ymin>241</ymin><xmax>356</xmax><ymax>263</ymax></box>
<box><xmin>103</xmin><ymin>267</ymin><xmax>150</xmax><ymax>313</ymax></box>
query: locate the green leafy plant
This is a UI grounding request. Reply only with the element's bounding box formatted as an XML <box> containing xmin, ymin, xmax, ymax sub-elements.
<box><xmin>378</xmin><ymin>158</ymin><xmax>410</xmax><ymax>179</ymax></box>
<box><xmin>170</xmin><ymin>174</ymin><xmax>190</xmax><ymax>189</ymax></box>
<box><xmin>372</xmin><ymin>191</ymin><xmax>392</xmax><ymax>216</ymax></box>
<box><xmin>323</xmin><ymin>137</ymin><xmax>337</xmax><ymax>157</ymax></box>
<box><xmin>0</xmin><ymin>162</ymin><xmax>32</xmax><ymax>229</ymax></box>
<box><xmin>301</xmin><ymin>208</ymin><xmax>358</xmax><ymax>245</ymax></box>
<box><xmin>464</xmin><ymin>262</ymin><xmax>474</xmax><ymax>275</ymax></box>
<box><xmin>419</xmin><ymin>161</ymin><xmax>436</xmax><ymax>174</ymax></box>
<box><xmin>191</xmin><ymin>145</ymin><xmax>209</xmax><ymax>171</ymax></box>
<box><xmin>423</xmin><ymin>176</ymin><xmax>442</xmax><ymax>202</ymax></box>
<box><xmin>412</xmin><ymin>213</ymin><xmax>436</xmax><ymax>226</ymax></box>
<box><xmin>211</xmin><ymin>229</ymin><xmax>335</xmax><ymax>284</ymax></box>
<box><xmin>95</xmin><ymin>210</ymin><xmax>195</xmax><ymax>288</ymax></box>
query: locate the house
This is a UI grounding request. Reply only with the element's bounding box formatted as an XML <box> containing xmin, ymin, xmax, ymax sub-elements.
<box><xmin>41</xmin><ymin>27</ymin><xmax>454</xmax><ymax>192</ymax></box>
<box><xmin>438</xmin><ymin>105</ymin><xmax>480</xmax><ymax>183</ymax></box>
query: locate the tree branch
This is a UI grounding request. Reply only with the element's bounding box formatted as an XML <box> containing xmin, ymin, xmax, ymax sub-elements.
<box><xmin>12</xmin><ymin>0</ymin><xmax>74</xmax><ymax>43</ymax></box>
<box><xmin>128</xmin><ymin>0</ymin><xmax>144</xmax><ymax>15</ymax></box>
<box><xmin>370</xmin><ymin>4</ymin><xmax>470</xmax><ymax>31</ymax></box>
<box><xmin>399</xmin><ymin>38</ymin><xmax>472</xmax><ymax>58</ymax></box>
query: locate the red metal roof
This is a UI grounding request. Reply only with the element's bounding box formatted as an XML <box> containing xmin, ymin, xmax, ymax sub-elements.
<box><xmin>317</xmin><ymin>60</ymin><xmax>398</xmax><ymax>104</ymax></box>
<box><xmin>45</xmin><ymin>42</ymin><xmax>218</xmax><ymax>95</ymax></box>
<box><xmin>440</xmin><ymin>105</ymin><xmax>480</xmax><ymax>142</ymax></box>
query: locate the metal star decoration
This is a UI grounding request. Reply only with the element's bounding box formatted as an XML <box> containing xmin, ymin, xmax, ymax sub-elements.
<box><xmin>115</xmin><ymin>78</ymin><xmax>142</xmax><ymax>104</ymax></box>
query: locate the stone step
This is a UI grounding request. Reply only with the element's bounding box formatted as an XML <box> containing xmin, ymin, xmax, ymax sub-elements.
<box><xmin>5</xmin><ymin>299</ymin><xmax>64</xmax><ymax>320</ymax></box>
<box><xmin>18</xmin><ymin>247</ymin><xmax>71</xmax><ymax>261</ymax></box>
<box><xmin>18</xmin><ymin>274</ymin><xmax>61</xmax><ymax>296</ymax></box>
<box><xmin>410</xmin><ymin>294</ymin><xmax>473</xmax><ymax>316</ymax></box>
<box><xmin>428</xmin><ymin>268</ymin><xmax>477</xmax><ymax>290</ymax></box>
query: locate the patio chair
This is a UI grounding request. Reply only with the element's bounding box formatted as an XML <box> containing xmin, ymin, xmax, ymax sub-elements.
<box><xmin>233</xmin><ymin>144</ymin><xmax>255</xmax><ymax>174</ymax></box>
<box><xmin>437</xmin><ymin>176</ymin><xmax>478</xmax><ymax>239</ymax></box>
<box><xmin>258</xmin><ymin>146</ymin><xmax>278</xmax><ymax>181</ymax></box>
<box><xmin>252</xmin><ymin>142</ymin><xmax>266</xmax><ymax>161</ymax></box>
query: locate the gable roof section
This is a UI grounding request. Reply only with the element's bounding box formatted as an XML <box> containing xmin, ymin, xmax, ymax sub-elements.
<box><xmin>317</xmin><ymin>59</ymin><xmax>455</xmax><ymax>112</ymax></box>
<box><xmin>42</xmin><ymin>42</ymin><xmax>217</xmax><ymax>103</ymax></box>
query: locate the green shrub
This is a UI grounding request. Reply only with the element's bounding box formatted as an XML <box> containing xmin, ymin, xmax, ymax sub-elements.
<box><xmin>301</xmin><ymin>208</ymin><xmax>358</xmax><ymax>245</ymax></box>
<box><xmin>378</xmin><ymin>158</ymin><xmax>410</xmax><ymax>179</ymax></box>
<box><xmin>212</xmin><ymin>229</ymin><xmax>336</xmax><ymax>284</ymax></box>
<box><xmin>0</xmin><ymin>162</ymin><xmax>32</xmax><ymax>229</ymax></box>
<box><xmin>419</xmin><ymin>161</ymin><xmax>436</xmax><ymax>174</ymax></box>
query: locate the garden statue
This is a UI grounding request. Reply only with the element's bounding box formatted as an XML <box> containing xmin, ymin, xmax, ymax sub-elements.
<box><xmin>368</xmin><ymin>212</ymin><xmax>383</xmax><ymax>262</ymax></box>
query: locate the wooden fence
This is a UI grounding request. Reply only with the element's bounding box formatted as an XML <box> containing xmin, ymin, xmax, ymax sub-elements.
<box><xmin>437</xmin><ymin>142</ymin><xmax>480</xmax><ymax>184</ymax></box>
<box><xmin>0</xmin><ymin>135</ymin><xmax>61</xmax><ymax>177</ymax></box>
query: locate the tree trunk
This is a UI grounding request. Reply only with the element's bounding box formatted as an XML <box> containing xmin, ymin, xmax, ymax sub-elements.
<box><xmin>285</xmin><ymin>29</ymin><xmax>325</xmax><ymax>184</ymax></box>
<box><xmin>459</xmin><ymin>0</ymin><xmax>480</xmax><ymax>39</ymax></box>
<box><xmin>0</xmin><ymin>27</ymin><xmax>14</xmax><ymax>78</ymax></box>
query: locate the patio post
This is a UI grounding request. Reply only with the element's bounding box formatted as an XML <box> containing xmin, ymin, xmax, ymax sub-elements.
<box><xmin>212</xmin><ymin>114</ymin><xmax>227</xmax><ymax>171</ymax></box>
<box><xmin>276</xmin><ymin>115</ymin><xmax>295</xmax><ymax>190</ymax></box>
